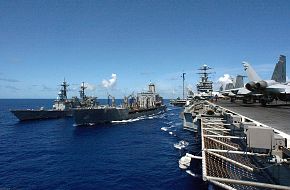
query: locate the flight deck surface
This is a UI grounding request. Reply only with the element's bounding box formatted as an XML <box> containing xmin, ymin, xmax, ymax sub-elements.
<box><xmin>215</xmin><ymin>99</ymin><xmax>290</xmax><ymax>135</ymax></box>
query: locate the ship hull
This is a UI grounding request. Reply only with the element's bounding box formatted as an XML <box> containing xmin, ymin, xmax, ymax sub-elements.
<box><xmin>10</xmin><ymin>110</ymin><xmax>72</xmax><ymax>121</ymax></box>
<box><xmin>73</xmin><ymin>105</ymin><xmax>166</xmax><ymax>126</ymax></box>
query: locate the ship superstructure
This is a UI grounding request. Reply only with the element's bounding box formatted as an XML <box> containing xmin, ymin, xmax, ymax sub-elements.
<box><xmin>52</xmin><ymin>80</ymin><xmax>72</xmax><ymax>111</ymax></box>
<box><xmin>196</xmin><ymin>64</ymin><xmax>213</xmax><ymax>94</ymax></box>
<box><xmin>77</xmin><ymin>82</ymin><xmax>98</xmax><ymax>108</ymax></box>
<box><xmin>196</xmin><ymin>64</ymin><xmax>213</xmax><ymax>99</ymax></box>
<box><xmin>136</xmin><ymin>83</ymin><xmax>163</xmax><ymax>108</ymax></box>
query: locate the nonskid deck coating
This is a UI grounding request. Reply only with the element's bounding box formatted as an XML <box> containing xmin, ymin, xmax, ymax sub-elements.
<box><xmin>214</xmin><ymin>100</ymin><xmax>290</xmax><ymax>135</ymax></box>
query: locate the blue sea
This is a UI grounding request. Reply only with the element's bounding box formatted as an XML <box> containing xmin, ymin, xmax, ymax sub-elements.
<box><xmin>0</xmin><ymin>99</ymin><xmax>206</xmax><ymax>190</ymax></box>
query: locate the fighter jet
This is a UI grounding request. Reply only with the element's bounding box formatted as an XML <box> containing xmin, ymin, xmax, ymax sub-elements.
<box><xmin>223</xmin><ymin>70</ymin><xmax>261</xmax><ymax>103</ymax></box>
<box><xmin>222</xmin><ymin>55</ymin><xmax>287</xmax><ymax>104</ymax></box>
<box><xmin>220</xmin><ymin>75</ymin><xmax>247</xmax><ymax>101</ymax></box>
<box><xmin>243</xmin><ymin>55</ymin><xmax>289</xmax><ymax>106</ymax></box>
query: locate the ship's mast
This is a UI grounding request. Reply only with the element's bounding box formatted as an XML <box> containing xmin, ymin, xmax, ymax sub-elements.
<box><xmin>79</xmin><ymin>82</ymin><xmax>86</xmax><ymax>100</ymax></box>
<box><xmin>59</xmin><ymin>79</ymin><xmax>69</xmax><ymax>100</ymax></box>
<box><xmin>182</xmin><ymin>72</ymin><xmax>186</xmax><ymax>99</ymax></box>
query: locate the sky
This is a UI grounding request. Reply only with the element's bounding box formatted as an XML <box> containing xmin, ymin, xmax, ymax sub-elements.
<box><xmin>1</xmin><ymin>0</ymin><xmax>290</xmax><ymax>99</ymax></box>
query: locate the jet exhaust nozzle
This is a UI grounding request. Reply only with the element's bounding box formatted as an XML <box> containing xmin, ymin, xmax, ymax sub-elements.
<box><xmin>255</xmin><ymin>80</ymin><xmax>267</xmax><ymax>89</ymax></box>
<box><xmin>245</xmin><ymin>81</ymin><xmax>256</xmax><ymax>91</ymax></box>
<box><xmin>255</xmin><ymin>80</ymin><xmax>278</xmax><ymax>90</ymax></box>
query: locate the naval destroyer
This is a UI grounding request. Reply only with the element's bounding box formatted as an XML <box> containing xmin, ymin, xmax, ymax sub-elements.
<box><xmin>11</xmin><ymin>81</ymin><xmax>98</xmax><ymax>121</ymax></box>
<box><xmin>73</xmin><ymin>83</ymin><xmax>166</xmax><ymax>125</ymax></box>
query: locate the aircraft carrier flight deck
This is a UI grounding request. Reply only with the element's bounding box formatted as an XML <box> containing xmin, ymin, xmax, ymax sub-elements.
<box><xmin>215</xmin><ymin>99</ymin><xmax>290</xmax><ymax>135</ymax></box>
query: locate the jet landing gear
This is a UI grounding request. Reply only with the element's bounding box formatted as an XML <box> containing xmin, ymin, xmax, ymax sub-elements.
<box><xmin>242</xmin><ymin>98</ymin><xmax>248</xmax><ymax>104</ymax></box>
<box><xmin>260</xmin><ymin>98</ymin><xmax>267</xmax><ymax>106</ymax></box>
<box><xmin>242</xmin><ymin>96</ymin><xmax>252</xmax><ymax>104</ymax></box>
<box><xmin>260</xmin><ymin>96</ymin><xmax>274</xmax><ymax>107</ymax></box>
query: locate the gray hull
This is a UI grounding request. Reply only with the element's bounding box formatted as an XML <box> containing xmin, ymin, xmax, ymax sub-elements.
<box><xmin>11</xmin><ymin>110</ymin><xmax>72</xmax><ymax>121</ymax></box>
<box><xmin>73</xmin><ymin>105</ymin><xmax>166</xmax><ymax>126</ymax></box>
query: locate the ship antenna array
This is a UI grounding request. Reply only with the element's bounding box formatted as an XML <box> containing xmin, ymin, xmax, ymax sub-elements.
<box><xmin>197</xmin><ymin>65</ymin><xmax>213</xmax><ymax>82</ymax></box>
<box><xmin>60</xmin><ymin>79</ymin><xmax>69</xmax><ymax>100</ymax></box>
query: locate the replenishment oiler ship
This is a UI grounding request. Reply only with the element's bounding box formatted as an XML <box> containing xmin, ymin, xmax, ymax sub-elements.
<box><xmin>11</xmin><ymin>81</ymin><xmax>97</xmax><ymax>121</ymax></box>
<box><xmin>73</xmin><ymin>83</ymin><xmax>166</xmax><ymax>125</ymax></box>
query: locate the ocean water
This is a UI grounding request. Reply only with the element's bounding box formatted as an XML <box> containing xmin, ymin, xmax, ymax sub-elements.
<box><xmin>0</xmin><ymin>99</ymin><xmax>206</xmax><ymax>190</ymax></box>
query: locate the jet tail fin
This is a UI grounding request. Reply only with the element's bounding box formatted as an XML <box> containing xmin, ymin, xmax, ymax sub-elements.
<box><xmin>234</xmin><ymin>75</ymin><xmax>245</xmax><ymax>88</ymax></box>
<box><xmin>271</xmin><ymin>55</ymin><xmax>286</xmax><ymax>83</ymax></box>
<box><xmin>242</xmin><ymin>62</ymin><xmax>262</xmax><ymax>81</ymax></box>
<box><xmin>225</xmin><ymin>83</ymin><xmax>234</xmax><ymax>90</ymax></box>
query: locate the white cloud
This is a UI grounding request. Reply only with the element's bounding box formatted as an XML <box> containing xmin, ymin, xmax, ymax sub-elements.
<box><xmin>217</xmin><ymin>74</ymin><xmax>233</xmax><ymax>89</ymax></box>
<box><xmin>218</xmin><ymin>74</ymin><xmax>232</xmax><ymax>83</ymax></box>
<box><xmin>102</xmin><ymin>73</ymin><xmax>117</xmax><ymax>88</ymax></box>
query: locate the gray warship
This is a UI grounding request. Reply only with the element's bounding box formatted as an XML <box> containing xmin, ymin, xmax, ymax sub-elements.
<box><xmin>73</xmin><ymin>83</ymin><xmax>166</xmax><ymax>125</ymax></box>
<box><xmin>11</xmin><ymin>81</ymin><xmax>98</xmax><ymax>121</ymax></box>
